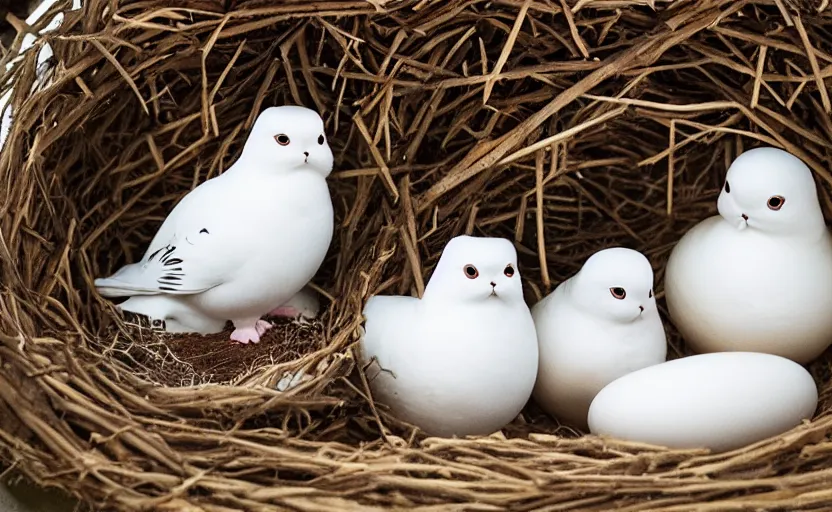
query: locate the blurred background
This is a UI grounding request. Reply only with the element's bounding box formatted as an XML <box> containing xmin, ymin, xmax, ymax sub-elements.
<box><xmin>0</xmin><ymin>0</ymin><xmax>38</xmax><ymax>49</ymax></box>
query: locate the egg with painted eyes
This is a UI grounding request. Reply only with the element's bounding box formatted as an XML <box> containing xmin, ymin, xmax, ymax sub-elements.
<box><xmin>530</xmin><ymin>247</ymin><xmax>667</xmax><ymax>430</ymax></box>
<box><xmin>359</xmin><ymin>235</ymin><xmax>539</xmax><ymax>438</ymax></box>
<box><xmin>665</xmin><ymin>147</ymin><xmax>832</xmax><ymax>364</ymax></box>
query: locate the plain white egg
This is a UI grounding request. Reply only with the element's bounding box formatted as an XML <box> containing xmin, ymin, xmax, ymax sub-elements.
<box><xmin>587</xmin><ymin>352</ymin><xmax>818</xmax><ymax>452</ymax></box>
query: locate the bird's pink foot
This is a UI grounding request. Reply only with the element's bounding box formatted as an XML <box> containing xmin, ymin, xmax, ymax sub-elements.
<box><xmin>255</xmin><ymin>319</ymin><xmax>273</xmax><ymax>336</ymax></box>
<box><xmin>267</xmin><ymin>306</ymin><xmax>302</xmax><ymax>318</ymax></box>
<box><xmin>230</xmin><ymin>326</ymin><xmax>261</xmax><ymax>345</ymax></box>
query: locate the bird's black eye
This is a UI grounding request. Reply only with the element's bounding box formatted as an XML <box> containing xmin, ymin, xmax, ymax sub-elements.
<box><xmin>767</xmin><ymin>195</ymin><xmax>785</xmax><ymax>211</ymax></box>
<box><xmin>724</xmin><ymin>181</ymin><xmax>731</xmax><ymax>193</ymax></box>
<box><xmin>648</xmin><ymin>289</ymin><xmax>653</xmax><ymax>298</ymax></box>
<box><xmin>463</xmin><ymin>264</ymin><xmax>479</xmax><ymax>279</ymax></box>
<box><xmin>610</xmin><ymin>287</ymin><xmax>626</xmax><ymax>300</ymax></box>
<box><xmin>504</xmin><ymin>264</ymin><xmax>515</xmax><ymax>278</ymax></box>
<box><xmin>275</xmin><ymin>134</ymin><xmax>290</xmax><ymax>146</ymax></box>
<box><xmin>318</xmin><ymin>134</ymin><xmax>325</xmax><ymax>145</ymax></box>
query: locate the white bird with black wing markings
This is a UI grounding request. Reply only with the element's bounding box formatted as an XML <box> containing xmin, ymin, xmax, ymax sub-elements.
<box><xmin>95</xmin><ymin>105</ymin><xmax>334</xmax><ymax>344</ymax></box>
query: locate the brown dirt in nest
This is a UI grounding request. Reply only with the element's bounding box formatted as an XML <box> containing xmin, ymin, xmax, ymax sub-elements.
<box><xmin>161</xmin><ymin>318</ymin><xmax>325</xmax><ymax>383</ymax></box>
<box><xmin>111</xmin><ymin>313</ymin><xmax>327</xmax><ymax>384</ymax></box>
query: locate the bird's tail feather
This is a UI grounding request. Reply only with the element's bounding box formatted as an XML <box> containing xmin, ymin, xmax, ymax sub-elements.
<box><xmin>94</xmin><ymin>263</ymin><xmax>159</xmax><ymax>297</ymax></box>
<box><xmin>94</xmin><ymin>276</ymin><xmax>160</xmax><ymax>297</ymax></box>
<box><xmin>94</xmin><ymin>261</ymin><xmax>165</xmax><ymax>297</ymax></box>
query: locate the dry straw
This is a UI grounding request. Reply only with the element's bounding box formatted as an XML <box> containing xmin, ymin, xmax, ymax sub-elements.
<box><xmin>1</xmin><ymin>0</ymin><xmax>832</xmax><ymax>509</ymax></box>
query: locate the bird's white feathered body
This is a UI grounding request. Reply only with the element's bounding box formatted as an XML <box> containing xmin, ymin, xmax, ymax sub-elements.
<box><xmin>360</xmin><ymin>236</ymin><xmax>539</xmax><ymax>438</ymax></box>
<box><xmin>95</xmin><ymin>105</ymin><xmax>334</xmax><ymax>343</ymax></box>
<box><xmin>666</xmin><ymin>215</ymin><xmax>832</xmax><ymax>363</ymax></box>
<box><xmin>532</xmin><ymin>248</ymin><xmax>667</xmax><ymax>430</ymax></box>
<box><xmin>665</xmin><ymin>147</ymin><xmax>832</xmax><ymax>364</ymax></box>
<box><xmin>109</xmin><ymin>170</ymin><xmax>332</xmax><ymax>324</ymax></box>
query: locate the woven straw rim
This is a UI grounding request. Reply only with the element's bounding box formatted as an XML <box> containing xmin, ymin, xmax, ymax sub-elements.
<box><xmin>1</xmin><ymin>1</ymin><xmax>832</xmax><ymax>510</ymax></box>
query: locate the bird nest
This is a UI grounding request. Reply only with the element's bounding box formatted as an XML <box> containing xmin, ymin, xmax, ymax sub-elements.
<box><xmin>2</xmin><ymin>0</ymin><xmax>832</xmax><ymax>510</ymax></box>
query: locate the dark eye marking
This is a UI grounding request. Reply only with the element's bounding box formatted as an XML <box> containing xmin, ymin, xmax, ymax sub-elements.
<box><xmin>767</xmin><ymin>195</ymin><xmax>785</xmax><ymax>211</ymax></box>
<box><xmin>200</xmin><ymin>228</ymin><xmax>209</xmax><ymax>234</ymax></box>
<box><xmin>318</xmin><ymin>134</ymin><xmax>325</xmax><ymax>145</ymax></box>
<box><xmin>724</xmin><ymin>181</ymin><xmax>731</xmax><ymax>193</ymax></box>
<box><xmin>503</xmin><ymin>264</ymin><xmax>515</xmax><ymax>277</ymax></box>
<box><xmin>463</xmin><ymin>264</ymin><xmax>479</xmax><ymax>279</ymax></box>
<box><xmin>275</xmin><ymin>134</ymin><xmax>290</xmax><ymax>145</ymax></box>
<box><xmin>610</xmin><ymin>287</ymin><xmax>626</xmax><ymax>300</ymax></box>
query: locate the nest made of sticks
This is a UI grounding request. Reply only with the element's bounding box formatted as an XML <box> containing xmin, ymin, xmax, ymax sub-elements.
<box><xmin>2</xmin><ymin>0</ymin><xmax>832</xmax><ymax>510</ymax></box>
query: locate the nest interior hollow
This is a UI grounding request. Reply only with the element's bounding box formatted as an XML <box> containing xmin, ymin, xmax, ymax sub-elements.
<box><xmin>2</xmin><ymin>0</ymin><xmax>832</xmax><ymax>510</ymax></box>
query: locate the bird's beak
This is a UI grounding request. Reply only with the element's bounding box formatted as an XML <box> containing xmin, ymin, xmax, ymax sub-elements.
<box><xmin>489</xmin><ymin>281</ymin><xmax>498</xmax><ymax>297</ymax></box>
<box><xmin>717</xmin><ymin>193</ymin><xmax>749</xmax><ymax>231</ymax></box>
<box><xmin>737</xmin><ymin>213</ymin><xmax>749</xmax><ymax>231</ymax></box>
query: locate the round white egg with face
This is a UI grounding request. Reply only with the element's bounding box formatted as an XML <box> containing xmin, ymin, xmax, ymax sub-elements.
<box><xmin>664</xmin><ymin>147</ymin><xmax>832</xmax><ymax>364</ymax></box>
<box><xmin>361</xmin><ymin>235</ymin><xmax>539</xmax><ymax>438</ymax></box>
<box><xmin>587</xmin><ymin>352</ymin><xmax>817</xmax><ymax>453</ymax></box>
<box><xmin>531</xmin><ymin>247</ymin><xmax>667</xmax><ymax>430</ymax></box>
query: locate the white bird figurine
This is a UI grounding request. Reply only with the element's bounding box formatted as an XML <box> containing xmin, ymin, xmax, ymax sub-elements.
<box><xmin>664</xmin><ymin>147</ymin><xmax>832</xmax><ymax>364</ymax></box>
<box><xmin>95</xmin><ymin>105</ymin><xmax>334</xmax><ymax>344</ymax></box>
<box><xmin>360</xmin><ymin>235</ymin><xmax>539</xmax><ymax>438</ymax></box>
<box><xmin>531</xmin><ymin>247</ymin><xmax>667</xmax><ymax>430</ymax></box>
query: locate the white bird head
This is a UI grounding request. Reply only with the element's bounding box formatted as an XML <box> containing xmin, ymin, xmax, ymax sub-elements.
<box><xmin>423</xmin><ymin>235</ymin><xmax>524</xmax><ymax>304</ymax></box>
<box><xmin>569</xmin><ymin>247</ymin><xmax>656</xmax><ymax>323</ymax></box>
<box><xmin>716</xmin><ymin>147</ymin><xmax>824</xmax><ymax>236</ymax></box>
<box><xmin>240</xmin><ymin>105</ymin><xmax>333</xmax><ymax>177</ymax></box>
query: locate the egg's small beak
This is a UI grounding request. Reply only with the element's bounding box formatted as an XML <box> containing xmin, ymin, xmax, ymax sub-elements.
<box><xmin>718</xmin><ymin>193</ymin><xmax>749</xmax><ymax>231</ymax></box>
<box><xmin>737</xmin><ymin>213</ymin><xmax>749</xmax><ymax>231</ymax></box>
